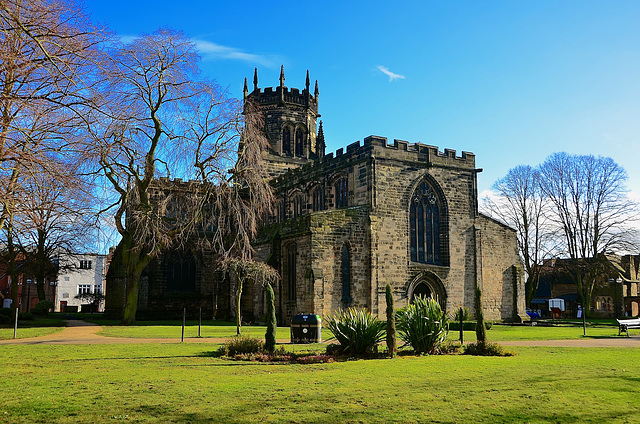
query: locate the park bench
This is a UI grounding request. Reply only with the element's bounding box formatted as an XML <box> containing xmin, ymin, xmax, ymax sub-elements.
<box><xmin>617</xmin><ymin>318</ymin><xmax>640</xmax><ymax>336</ymax></box>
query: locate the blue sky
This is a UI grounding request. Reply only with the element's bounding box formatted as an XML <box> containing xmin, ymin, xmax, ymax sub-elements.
<box><xmin>85</xmin><ymin>0</ymin><xmax>640</xmax><ymax>197</ymax></box>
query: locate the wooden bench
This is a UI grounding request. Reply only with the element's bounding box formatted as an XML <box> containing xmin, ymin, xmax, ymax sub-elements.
<box><xmin>617</xmin><ymin>318</ymin><xmax>640</xmax><ymax>336</ymax></box>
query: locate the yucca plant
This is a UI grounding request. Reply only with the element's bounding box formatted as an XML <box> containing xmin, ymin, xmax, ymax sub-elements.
<box><xmin>396</xmin><ymin>296</ymin><xmax>449</xmax><ymax>354</ymax></box>
<box><xmin>325</xmin><ymin>307</ymin><xmax>386</xmax><ymax>355</ymax></box>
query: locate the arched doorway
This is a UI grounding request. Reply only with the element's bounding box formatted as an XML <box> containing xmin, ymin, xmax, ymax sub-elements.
<box><xmin>407</xmin><ymin>272</ymin><xmax>446</xmax><ymax>308</ymax></box>
<box><xmin>411</xmin><ymin>282</ymin><xmax>432</xmax><ymax>302</ymax></box>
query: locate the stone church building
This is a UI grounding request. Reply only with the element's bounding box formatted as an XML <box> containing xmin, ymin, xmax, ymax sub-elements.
<box><xmin>106</xmin><ymin>68</ymin><xmax>526</xmax><ymax>324</ymax></box>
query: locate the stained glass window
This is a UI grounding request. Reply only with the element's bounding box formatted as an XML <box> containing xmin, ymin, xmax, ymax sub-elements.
<box><xmin>410</xmin><ymin>181</ymin><xmax>441</xmax><ymax>264</ymax></box>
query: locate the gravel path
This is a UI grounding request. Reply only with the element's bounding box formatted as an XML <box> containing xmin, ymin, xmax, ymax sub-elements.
<box><xmin>2</xmin><ymin>320</ymin><xmax>640</xmax><ymax>347</ymax></box>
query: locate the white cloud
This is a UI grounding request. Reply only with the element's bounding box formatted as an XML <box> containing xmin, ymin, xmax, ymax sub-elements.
<box><xmin>117</xmin><ymin>35</ymin><xmax>278</xmax><ymax>67</ymax></box>
<box><xmin>193</xmin><ymin>40</ymin><xmax>277</xmax><ymax>67</ymax></box>
<box><xmin>377</xmin><ymin>65</ymin><xmax>406</xmax><ymax>82</ymax></box>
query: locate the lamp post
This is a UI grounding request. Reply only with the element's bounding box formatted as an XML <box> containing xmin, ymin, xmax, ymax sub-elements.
<box><xmin>26</xmin><ymin>279</ymin><xmax>32</xmax><ymax>312</ymax></box>
<box><xmin>610</xmin><ymin>276</ymin><xmax>624</xmax><ymax>319</ymax></box>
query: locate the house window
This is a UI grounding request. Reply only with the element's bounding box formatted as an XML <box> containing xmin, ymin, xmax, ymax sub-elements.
<box><xmin>285</xmin><ymin>245</ymin><xmax>297</xmax><ymax>302</ymax></box>
<box><xmin>282</xmin><ymin>127</ymin><xmax>291</xmax><ymax>156</ymax></box>
<box><xmin>78</xmin><ymin>284</ymin><xmax>92</xmax><ymax>295</ymax></box>
<box><xmin>79</xmin><ymin>260</ymin><xmax>92</xmax><ymax>269</ymax></box>
<box><xmin>410</xmin><ymin>180</ymin><xmax>441</xmax><ymax>265</ymax></box>
<box><xmin>341</xmin><ymin>244</ymin><xmax>352</xmax><ymax>306</ymax></box>
<box><xmin>312</xmin><ymin>186</ymin><xmax>324</xmax><ymax>212</ymax></box>
<box><xmin>335</xmin><ymin>178</ymin><xmax>348</xmax><ymax>208</ymax></box>
<box><xmin>94</xmin><ymin>285</ymin><xmax>102</xmax><ymax>294</ymax></box>
<box><xmin>295</xmin><ymin>128</ymin><xmax>304</xmax><ymax>157</ymax></box>
<box><xmin>596</xmin><ymin>296</ymin><xmax>613</xmax><ymax>311</ymax></box>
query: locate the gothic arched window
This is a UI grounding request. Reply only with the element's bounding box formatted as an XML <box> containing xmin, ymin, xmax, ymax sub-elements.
<box><xmin>282</xmin><ymin>127</ymin><xmax>291</xmax><ymax>156</ymax></box>
<box><xmin>335</xmin><ymin>177</ymin><xmax>348</xmax><ymax>208</ymax></box>
<box><xmin>295</xmin><ymin>128</ymin><xmax>304</xmax><ymax>157</ymax></box>
<box><xmin>341</xmin><ymin>244</ymin><xmax>352</xmax><ymax>306</ymax></box>
<box><xmin>164</xmin><ymin>252</ymin><xmax>196</xmax><ymax>293</ymax></box>
<box><xmin>312</xmin><ymin>186</ymin><xmax>324</xmax><ymax>212</ymax></box>
<box><xmin>410</xmin><ymin>180</ymin><xmax>441</xmax><ymax>265</ymax></box>
<box><xmin>292</xmin><ymin>193</ymin><xmax>305</xmax><ymax>218</ymax></box>
<box><xmin>285</xmin><ymin>244</ymin><xmax>297</xmax><ymax>302</ymax></box>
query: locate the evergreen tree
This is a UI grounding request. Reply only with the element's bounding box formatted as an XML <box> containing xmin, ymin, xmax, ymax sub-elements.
<box><xmin>265</xmin><ymin>283</ymin><xmax>277</xmax><ymax>352</ymax></box>
<box><xmin>475</xmin><ymin>287</ymin><xmax>486</xmax><ymax>344</ymax></box>
<box><xmin>385</xmin><ymin>283</ymin><xmax>397</xmax><ymax>357</ymax></box>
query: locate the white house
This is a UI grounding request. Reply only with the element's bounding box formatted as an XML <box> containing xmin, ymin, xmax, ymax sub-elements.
<box><xmin>55</xmin><ymin>253</ymin><xmax>108</xmax><ymax>313</ymax></box>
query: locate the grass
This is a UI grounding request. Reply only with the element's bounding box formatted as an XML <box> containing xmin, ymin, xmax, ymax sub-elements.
<box><xmin>96</xmin><ymin>320</ymin><xmax>293</xmax><ymax>340</ymax></box>
<box><xmin>1</xmin><ymin>343</ymin><xmax>639</xmax><ymax>423</ymax></box>
<box><xmin>450</xmin><ymin>323</ymin><xmax>629</xmax><ymax>342</ymax></box>
<box><xmin>93</xmin><ymin>319</ymin><xmax>630</xmax><ymax>341</ymax></box>
<box><xmin>0</xmin><ymin>315</ymin><xmax>67</xmax><ymax>340</ymax></box>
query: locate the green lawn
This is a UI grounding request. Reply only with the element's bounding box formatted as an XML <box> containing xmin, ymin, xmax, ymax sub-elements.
<box><xmin>0</xmin><ymin>326</ymin><xmax>64</xmax><ymax>340</ymax></box>
<box><xmin>96</xmin><ymin>320</ymin><xmax>293</xmax><ymax>340</ymax></box>
<box><xmin>0</xmin><ymin>316</ymin><xmax>67</xmax><ymax>340</ymax></box>
<box><xmin>94</xmin><ymin>320</ymin><xmax>629</xmax><ymax>342</ymax></box>
<box><xmin>1</xmin><ymin>343</ymin><xmax>638</xmax><ymax>423</ymax></box>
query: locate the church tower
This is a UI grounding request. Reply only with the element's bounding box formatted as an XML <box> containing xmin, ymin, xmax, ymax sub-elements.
<box><xmin>244</xmin><ymin>66</ymin><xmax>322</xmax><ymax>178</ymax></box>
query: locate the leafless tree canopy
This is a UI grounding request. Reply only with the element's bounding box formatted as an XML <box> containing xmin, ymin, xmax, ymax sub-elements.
<box><xmin>88</xmin><ymin>29</ymin><xmax>274</xmax><ymax>324</ymax></box>
<box><xmin>483</xmin><ymin>165</ymin><xmax>552</xmax><ymax>305</ymax></box>
<box><xmin>484</xmin><ymin>152</ymin><xmax>638</xmax><ymax>312</ymax></box>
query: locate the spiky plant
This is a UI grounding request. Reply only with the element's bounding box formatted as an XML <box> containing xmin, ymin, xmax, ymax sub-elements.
<box><xmin>396</xmin><ymin>296</ymin><xmax>449</xmax><ymax>355</ymax></box>
<box><xmin>385</xmin><ymin>283</ymin><xmax>397</xmax><ymax>357</ymax></box>
<box><xmin>325</xmin><ymin>307</ymin><xmax>386</xmax><ymax>356</ymax></box>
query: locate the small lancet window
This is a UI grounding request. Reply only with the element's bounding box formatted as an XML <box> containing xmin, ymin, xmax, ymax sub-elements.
<box><xmin>335</xmin><ymin>178</ymin><xmax>348</xmax><ymax>208</ymax></box>
<box><xmin>286</xmin><ymin>245</ymin><xmax>297</xmax><ymax>302</ymax></box>
<box><xmin>341</xmin><ymin>244</ymin><xmax>352</xmax><ymax>306</ymax></box>
<box><xmin>410</xmin><ymin>181</ymin><xmax>441</xmax><ymax>265</ymax></box>
<box><xmin>295</xmin><ymin>128</ymin><xmax>304</xmax><ymax>157</ymax></box>
<box><xmin>312</xmin><ymin>186</ymin><xmax>324</xmax><ymax>212</ymax></box>
<box><xmin>293</xmin><ymin>194</ymin><xmax>305</xmax><ymax>218</ymax></box>
<box><xmin>282</xmin><ymin>127</ymin><xmax>291</xmax><ymax>156</ymax></box>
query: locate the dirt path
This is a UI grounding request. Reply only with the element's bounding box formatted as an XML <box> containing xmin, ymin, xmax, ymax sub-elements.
<box><xmin>3</xmin><ymin>320</ymin><xmax>640</xmax><ymax>347</ymax></box>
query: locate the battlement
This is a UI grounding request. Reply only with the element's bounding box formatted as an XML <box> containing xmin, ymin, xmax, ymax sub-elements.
<box><xmin>362</xmin><ymin>135</ymin><xmax>475</xmax><ymax>168</ymax></box>
<box><xmin>248</xmin><ymin>86</ymin><xmax>318</xmax><ymax>110</ymax></box>
<box><xmin>272</xmin><ymin>135</ymin><xmax>476</xmax><ymax>187</ymax></box>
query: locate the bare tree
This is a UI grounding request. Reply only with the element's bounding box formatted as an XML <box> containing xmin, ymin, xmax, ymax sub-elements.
<box><xmin>11</xmin><ymin>169</ymin><xmax>96</xmax><ymax>302</ymax></box>
<box><xmin>0</xmin><ymin>0</ymin><xmax>106</xmax><ymax>232</ymax></box>
<box><xmin>219</xmin><ymin>258</ymin><xmax>279</xmax><ymax>335</ymax></box>
<box><xmin>90</xmin><ymin>30</ymin><xmax>273</xmax><ymax>324</ymax></box>
<box><xmin>539</xmin><ymin>153</ymin><xmax>637</xmax><ymax>315</ymax></box>
<box><xmin>483</xmin><ymin>165</ymin><xmax>552</xmax><ymax>306</ymax></box>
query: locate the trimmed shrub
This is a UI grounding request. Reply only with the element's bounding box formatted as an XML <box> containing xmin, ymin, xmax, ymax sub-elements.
<box><xmin>463</xmin><ymin>341</ymin><xmax>514</xmax><ymax>357</ymax></box>
<box><xmin>325</xmin><ymin>307</ymin><xmax>386</xmax><ymax>356</ymax></box>
<box><xmin>385</xmin><ymin>283</ymin><xmax>397</xmax><ymax>358</ymax></box>
<box><xmin>264</xmin><ymin>283</ymin><xmax>277</xmax><ymax>352</ymax></box>
<box><xmin>32</xmin><ymin>300</ymin><xmax>54</xmax><ymax>316</ymax></box>
<box><xmin>396</xmin><ymin>296</ymin><xmax>449</xmax><ymax>355</ymax></box>
<box><xmin>438</xmin><ymin>340</ymin><xmax>462</xmax><ymax>355</ymax></box>
<box><xmin>220</xmin><ymin>335</ymin><xmax>263</xmax><ymax>356</ymax></box>
<box><xmin>19</xmin><ymin>312</ymin><xmax>34</xmax><ymax>321</ymax></box>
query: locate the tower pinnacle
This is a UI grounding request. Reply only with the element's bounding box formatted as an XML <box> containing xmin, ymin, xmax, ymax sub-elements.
<box><xmin>253</xmin><ymin>67</ymin><xmax>258</xmax><ymax>90</ymax></box>
<box><xmin>279</xmin><ymin>65</ymin><xmax>285</xmax><ymax>88</ymax></box>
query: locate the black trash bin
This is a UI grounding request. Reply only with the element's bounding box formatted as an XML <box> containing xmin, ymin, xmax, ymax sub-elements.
<box><xmin>290</xmin><ymin>314</ymin><xmax>322</xmax><ymax>343</ymax></box>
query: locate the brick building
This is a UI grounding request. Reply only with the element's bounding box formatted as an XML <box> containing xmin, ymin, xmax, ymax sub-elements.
<box><xmin>106</xmin><ymin>68</ymin><xmax>526</xmax><ymax>324</ymax></box>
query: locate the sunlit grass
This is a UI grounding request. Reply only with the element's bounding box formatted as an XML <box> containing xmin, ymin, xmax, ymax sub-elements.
<box><xmin>1</xmin><ymin>343</ymin><xmax>638</xmax><ymax>423</ymax></box>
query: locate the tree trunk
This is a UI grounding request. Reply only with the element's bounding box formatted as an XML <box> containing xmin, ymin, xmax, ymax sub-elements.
<box><xmin>236</xmin><ymin>275</ymin><xmax>243</xmax><ymax>336</ymax></box>
<box><xmin>120</xmin><ymin>238</ymin><xmax>151</xmax><ymax>325</ymax></box>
